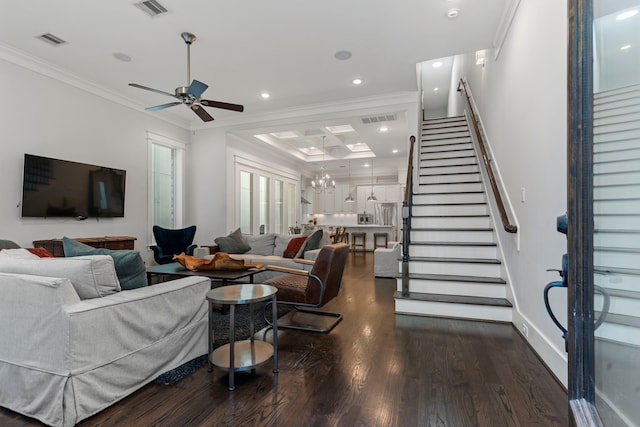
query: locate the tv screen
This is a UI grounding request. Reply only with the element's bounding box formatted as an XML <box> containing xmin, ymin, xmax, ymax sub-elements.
<box><xmin>21</xmin><ymin>154</ymin><xmax>126</xmax><ymax>218</ymax></box>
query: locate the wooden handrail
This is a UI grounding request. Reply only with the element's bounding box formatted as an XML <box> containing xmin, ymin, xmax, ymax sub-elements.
<box><xmin>458</xmin><ymin>78</ymin><xmax>517</xmax><ymax>233</ymax></box>
<box><xmin>404</xmin><ymin>135</ymin><xmax>416</xmax><ymax>203</ymax></box>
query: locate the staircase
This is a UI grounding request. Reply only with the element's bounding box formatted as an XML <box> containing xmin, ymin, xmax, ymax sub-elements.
<box><xmin>394</xmin><ymin>116</ymin><xmax>512</xmax><ymax>322</ymax></box>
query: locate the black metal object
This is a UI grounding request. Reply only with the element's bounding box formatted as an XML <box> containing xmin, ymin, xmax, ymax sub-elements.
<box><xmin>401</xmin><ymin>135</ymin><xmax>416</xmax><ymax>297</ymax></box>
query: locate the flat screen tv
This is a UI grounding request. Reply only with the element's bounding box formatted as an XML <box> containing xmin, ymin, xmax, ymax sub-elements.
<box><xmin>21</xmin><ymin>154</ymin><xmax>126</xmax><ymax>218</ymax></box>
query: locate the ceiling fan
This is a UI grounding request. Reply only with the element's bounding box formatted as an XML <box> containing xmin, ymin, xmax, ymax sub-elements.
<box><xmin>129</xmin><ymin>32</ymin><xmax>244</xmax><ymax>122</ymax></box>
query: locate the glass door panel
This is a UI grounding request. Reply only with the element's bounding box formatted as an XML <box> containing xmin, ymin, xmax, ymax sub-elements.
<box><xmin>592</xmin><ymin>1</ymin><xmax>640</xmax><ymax>425</ymax></box>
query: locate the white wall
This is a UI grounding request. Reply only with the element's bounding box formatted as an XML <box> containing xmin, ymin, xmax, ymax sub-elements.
<box><xmin>449</xmin><ymin>0</ymin><xmax>569</xmax><ymax>385</ymax></box>
<box><xmin>0</xmin><ymin>58</ymin><xmax>189</xmax><ymax>264</ymax></box>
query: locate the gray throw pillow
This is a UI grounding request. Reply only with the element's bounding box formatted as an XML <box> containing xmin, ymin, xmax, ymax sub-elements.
<box><xmin>214</xmin><ymin>228</ymin><xmax>251</xmax><ymax>254</ymax></box>
<box><xmin>62</xmin><ymin>237</ymin><xmax>147</xmax><ymax>290</ymax></box>
<box><xmin>296</xmin><ymin>229</ymin><xmax>323</xmax><ymax>258</ymax></box>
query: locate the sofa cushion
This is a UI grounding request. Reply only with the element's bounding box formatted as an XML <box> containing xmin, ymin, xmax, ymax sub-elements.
<box><xmin>0</xmin><ymin>248</ymin><xmax>40</xmax><ymax>259</ymax></box>
<box><xmin>63</xmin><ymin>237</ymin><xmax>147</xmax><ymax>290</ymax></box>
<box><xmin>274</xmin><ymin>234</ymin><xmax>293</xmax><ymax>256</ymax></box>
<box><xmin>214</xmin><ymin>228</ymin><xmax>251</xmax><ymax>254</ymax></box>
<box><xmin>296</xmin><ymin>229</ymin><xmax>323</xmax><ymax>258</ymax></box>
<box><xmin>283</xmin><ymin>236</ymin><xmax>307</xmax><ymax>258</ymax></box>
<box><xmin>244</xmin><ymin>233</ymin><xmax>276</xmax><ymax>256</ymax></box>
<box><xmin>0</xmin><ymin>255</ymin><xmax>121</xmax><ymax>299</ymax></box>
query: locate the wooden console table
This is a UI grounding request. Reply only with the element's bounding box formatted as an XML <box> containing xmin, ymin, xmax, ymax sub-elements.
<box><xmin>33</xmin><ymin>236</ymin><xmax>137</xmax><ymax>257</ymax></box>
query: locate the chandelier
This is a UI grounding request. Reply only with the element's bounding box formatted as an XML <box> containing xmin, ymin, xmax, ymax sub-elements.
<box><xmin>311</xmin><ymin>136</ymin><xmax>335</xmax><ymax>192</ymax></box>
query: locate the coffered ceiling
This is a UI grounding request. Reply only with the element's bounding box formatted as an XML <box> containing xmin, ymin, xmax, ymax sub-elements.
<box><xmin>0</xmin><ymin>0</ymin><xmax>512</xmax><ymax>177</ymax></box>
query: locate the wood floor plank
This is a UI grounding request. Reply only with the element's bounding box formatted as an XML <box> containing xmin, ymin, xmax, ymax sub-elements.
<box><xmin>0</xmin><ymin>252</ymin><xmax>567</xmax><ymax>426</ymax></box>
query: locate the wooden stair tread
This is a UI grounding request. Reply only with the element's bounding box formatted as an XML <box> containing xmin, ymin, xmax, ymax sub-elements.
<box><xmin>409</xmin><ymin>256</ymin><xmax>501</xmax><ymax>264</ymax></box>
<box><xmin>411</xmin><ymin>227</ymin><xmax>493</xmax><ymax>232</ymax></box>
<box><xmin>411</xmin><ymin>214</ymin><xmax>490</xmax><ymax>218</ymax></box>
<box><xmin>394</xmin><ymin>291</ymin><xmax>512</xmax><ymax>307</ymax></box>
<box><xmin>407</xmin><ymin>273</ymin><xmax>506</xmax><ymax>284</ymax></box>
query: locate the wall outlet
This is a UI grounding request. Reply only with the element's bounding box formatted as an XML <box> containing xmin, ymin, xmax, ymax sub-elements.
<box><xmin>522</xmin><ymin>323</ymin><xmax>529</xmax><ymax>338</ymax></box>
<box><xmin>521</xmin><ymin>187</ymin><xmax>526</xmax><ymax>203</ymax></box>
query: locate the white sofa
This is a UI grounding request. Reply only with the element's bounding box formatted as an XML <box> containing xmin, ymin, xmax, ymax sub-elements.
<box><xmin>208</xmin><ymin>233</ymin><xmax>328</xmax><ymax>282</ymax></box>
<box><xmin>374</xmin><ymin>241</ymin><xmax>401</xmax><ymax>278</ymax></box>
<box><xmin>0</xmin><ymin>254</ymin><xmax>210</xmax><ymax>427</ymax></box>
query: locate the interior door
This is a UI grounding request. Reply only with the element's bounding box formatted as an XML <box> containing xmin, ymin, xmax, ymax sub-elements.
<box><xmin>568</xmin><ymin>1</ymin><xmax>640</xmax><ymax>425</ymax></box>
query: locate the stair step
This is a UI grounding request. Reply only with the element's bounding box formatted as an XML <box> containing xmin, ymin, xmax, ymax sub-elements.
<box><xmin>411</xmin><ymin>215</ymin><xmax>492</xmax><ymax>229</ymax></box>
<box><xmin>420</xmin><ymin>164</ymin><xmax>479</xmax><ymax>175</ymax></box>
<box><xmin>408</xmin><ymin>257</ymin><xmax>502</xmax><ymax>277</ymax></box>
<box><xmin>423</xmin><ymin>116</ymin><xmax>466</xmax><ymax>125</ymax></box>
<box><xmin>418</xmin><ymin>182</ymin><xmax>483</xmax><ymax>193</ymax></box>
<box><xmin>421</xmin><ymin>138</ymin><xmax>472</xmax><ymax>149</ymax></box>
<box><xmin>421</xmin><ymin>156</ymin><xmax>478</xmax><ymax>168</ymax></box>
<box><xmin>409</xmin><ymin>242</ymin><xmax>497</xmax><ymax>258</ymax></box>
<box><xmin>412</xmin><ymin>203</ymin><xmax>489</xmax><ymax>216</ymax></box>
<box><xmin>413</xmin><ymin>192</ymin><xmax>485</xmax><ymax>205</ymax></box>
<box><xmin>422</xmin><ymin>131</ymin><xmax>470</xmax><ymax>140</ymax></box>
<box><xmin>422</xmin><ymin>126</ymin><xmax>469</xmax><ymax>135</ymax></box>
<box><xmin>422</xmin><ymin>144</ymin><xmax>474</xmax><ymax>155</ymax></box>
<box><xmin>394</xmin><ymin>292</ymin><xmax>512</xmax><ymax>322</ymax></box>
<box><xmin>422</xmin><ymin>148</ymin><xmax>475</xmax><ymax>160</ymax></box>
<box><xmin>398</xmin><ymin>274</ymin><xmax>507</xmax><ymax>298</ymax></box>
<box><xmin>411</xmin><ymin>228</ymin><xmax>494</xmax><ymax>243</ymax></box>
<box><xmin>419</xmin><ymin>172</ymin><xmax>481</xmax><ymax>184</ymax></box>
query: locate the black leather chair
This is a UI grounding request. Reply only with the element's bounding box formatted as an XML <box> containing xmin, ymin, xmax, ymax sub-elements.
<box><xmin>151</xmin><ymin>225</ymin><xmax>197</xmax><ymax>264</ymax></box>
<box><xmin>264</xmin><ymin>243</ymin><xmax>349</xmax><ymax>332</ymax></box>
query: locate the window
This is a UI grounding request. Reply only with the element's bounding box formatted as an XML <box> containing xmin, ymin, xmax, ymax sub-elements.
<box><xmin>148</xmin><ymin>132</ymin><xmax>186</xmax><ymax>237</ymax></box>
<box><xmin>233</xmin><ymin>154</ymin><xmax>299</xmax><ymax>235</ymax></box>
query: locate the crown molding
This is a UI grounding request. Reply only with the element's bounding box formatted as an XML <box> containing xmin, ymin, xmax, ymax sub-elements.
<box><xmin>493</xmin><ymin>0</ymin><xmax>522</xmax><ymax>60</ymax></box>
<box><xmin>0</xmin><ymin>42</ymin><xmax>190</xmax><ymax>129</ymax></box>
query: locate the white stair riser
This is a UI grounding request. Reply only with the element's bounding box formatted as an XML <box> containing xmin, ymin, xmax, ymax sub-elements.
<box><xmin>421</xmin><ymin>157</ymin><xmax>477</xmax><ymax>168</ymax></box>
<box><xmin>411</xmin><ymin>216</ymin><xmax>491</xmax><ymax>228</ymax></box>
<box><xmin>595</xmin><ymin>95</ymin><xmax>640</xmax><ymax>113</ymax></box>
<box><xmin>423</xmin><ymin>116</ymin><xmax>466</xmax><ymax>124</ymax></box>
<box><xmin>414</xmin><ymin>193</ymin><xmax>485</xmax><ymax>205</ymax></box>
<box><xmin>594</xmin><ymin>128</ymin><xmax>640</xmax><ymax>143</ymax></box>
<box><xmin>594</xmin><ymin>148</ymin><xmax>640</xmax><ymax>163</ymax></box>
<box><xmin>423</xmin><ymin>126</ymin><xmax>469</xmax><ymax>135</ymax></box>
<box><xmin>411</xmin><ymin>229</ymin><xmax>494</xmax><ymax>243</ymax></box>
<box><xmin>594</xmin><ymin>199</ymin><xmax>639</xmax><ymax>215</ymax></box>
<box><xmin>595</xmin><ymin>109</ymin><xmax>640</xmax><ymax>125</ymax></box>
<box><xmin>424</xmin><ymin>149</ymin><xmax>475</xmax><ymax>160</ymax></box>
<box><xmin>412</xmin><ymin>204</ymin><xmax>488</xmax><ymax>216</ymax></box>
<box><xmin>395</xmin><ymin>299</ymin><xmax>512</xmax><ymax>322</ymax></box>
<box><xmin>422</xmin><ymin>142</ymin><xmax>473</xmax><ymax>153</ymax></box>
<box><xmin>594</xmin><ymin>159</ymin><xmax>640</xmax><ymax>174</ymax></box>
<box><xmin>595</xmin><ymin>184</ymin><xmax>640</xmax><ymax>200</ymax></box>
<box><xmin>595</xmin><ymin>294</ymin><xmax>638</xmax><ymax>318</ymax></box>
<box><xmin>595</xmin><ymin>104</ymin><xmax>640</xmax><ymax>120</ymax></box>
<box><xmin>421</xmin><ymin>138</ymin><xmax>472</xmax><ymax>149</ymax></box>
<box><xmin>421</xmin><ymin>164</ymin><xmax>479</xmax><ymax>175</ymax></box>
<box><xmin>594</xmin><ymin>120</ymin><xmax>640</xmax><ymax>135</ymax></box>
<box><xmin>409</xmin><ymin>260</ymin><xmax>501</xmax><ymax>277</ymax></box>
<box><xmin>595</xmin><ymin>323</ymin><xmax>640</xmax><ymax>347</ymax></box>
<box><xmin>594</xmin><ymin>231</ymin><xmax>640</xmax><ymax>249</ymax></box>
<box><xmin>594</xmin><ymin>171</ymin><xmax>640</xmax><ymax>186</ymax></box>
<box><xmin>418</xmin><ymin>182</ymin><xmax>483</xmax><ymax>193</ymax></box>
<box><xmin>397</xmin><ymin>278</ymin><xmax>506</xmax><ymax>298</ymax></box>
<box><xmin>594</xmin><ymin>250</ymin><xmax>639</xmax><ymax>271</ymax></box>
<box><xmin>422</xmin><ymin>131</ymin><xmax>470</xmax><ymax>140</ymax></box>
<box><xmin>409</xmin><ymin>244</ymin><xmax>497</xmax><ymax>259</ymax></box>
<box><xmin>594</xmin><ymin>83</ymin><xmax>640</xmax><ymax>99</ymax></box>
<box><xmin>419</xmin><ymin>173</ymin><xmax>481</xmax><ymax>185</ymax></box>
<box><xmin>595</xmin><ymin>215</ymin><xmax>640</xmax><ymax>230</ymax></box>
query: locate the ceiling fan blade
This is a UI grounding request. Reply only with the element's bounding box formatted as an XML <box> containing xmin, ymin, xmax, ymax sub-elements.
<box><xmin>190</xmin><ymin>104</ymin><xmax>214</xmax><ymax>122</ymax></box>
<box><xmin>200</xmin><ymin>99</ymin><xmax>245</xmax><ymax>112</ymax></box>
<box><xmin>146</xmin><ymin>101</ymin><xmax>183</xmax><ymax>112</ymax></box>
<box><xmin>187</xmin><ymin>80</ymin><xmax>208</xmax><ymax>98</ymax></box>
<box><xmin>128</xmin><ymin>83</ymin><xmax>176</xmax><ymax>98</ymax></box>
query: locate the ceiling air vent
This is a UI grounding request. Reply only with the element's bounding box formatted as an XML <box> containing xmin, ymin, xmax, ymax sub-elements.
<box><xmin>361</xmin><ymin>113</ymin><xmax>397</xmax><ymax>124</ymax></box>
<box><xmin>37</xmin><ymin>33</ymin><xmax>67</xmax><ymax>46</ymax></box>
<box><xmin>135</xmin><ymin>0</ymin><xmax>168</xmax><ymax>17</ymax></box>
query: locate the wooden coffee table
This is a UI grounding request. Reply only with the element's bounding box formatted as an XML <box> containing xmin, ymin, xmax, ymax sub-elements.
<box><xmin>146</xmin><ymin>262</ymin><xmax>266</xmax><ymax>288</ymax></box>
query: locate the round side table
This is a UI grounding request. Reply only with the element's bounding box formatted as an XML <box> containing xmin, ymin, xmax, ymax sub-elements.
<box><xmin>206</xmin><ymin>284</ymin><xmax>278</xmax><ymax>390</ymax></box>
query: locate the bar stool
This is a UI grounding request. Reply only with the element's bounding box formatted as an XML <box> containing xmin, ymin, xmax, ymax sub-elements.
<box><xmin>373</xmin><ymin>232</ymin><xmax>388</xmax><ymax>249</ymax></box>
<box><xmin>351</xmin><ymin>232</ymin><xmax>366</xmax><ymax>253</ymax></box>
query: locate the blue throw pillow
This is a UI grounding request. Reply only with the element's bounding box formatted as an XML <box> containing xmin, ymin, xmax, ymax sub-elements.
<box><xmin>63</xmin><ymin>237</ymin><xmax>147</xmax><ymax>290</ymax></box>
<box><xmin>297</xmin><ymin>229</ymin><xmax>323</xmax><ymax>258</ymax></box>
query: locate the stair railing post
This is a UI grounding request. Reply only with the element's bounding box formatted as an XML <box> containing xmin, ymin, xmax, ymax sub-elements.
<box><xmin>401</xmin><ymin>135</ymin><xmax>416</xmax><ymax>297</ymax></box>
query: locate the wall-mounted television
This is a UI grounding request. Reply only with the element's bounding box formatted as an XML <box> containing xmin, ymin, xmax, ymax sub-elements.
<box><xmin>21</xmin><ymin>154</ymin><xmax>126</xmax><ymax>218</ymax></box>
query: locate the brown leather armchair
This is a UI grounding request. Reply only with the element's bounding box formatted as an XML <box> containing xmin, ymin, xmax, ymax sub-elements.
<box><xmin>264</xmin><ymin>243</ymin><xmax>349</xmax><ymax>332</ymax></box>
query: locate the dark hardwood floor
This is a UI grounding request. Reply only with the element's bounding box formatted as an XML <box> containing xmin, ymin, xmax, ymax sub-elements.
<box><xmin>1</xmin><ymin>252</ymin><xmax>568</xmax><ymax>426</ymax></box>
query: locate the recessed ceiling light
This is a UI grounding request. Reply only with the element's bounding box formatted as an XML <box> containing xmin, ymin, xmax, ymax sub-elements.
<box><xmin>432</xmin><ymin>61</ymin><xmax>443</xmax><ymax>68</ymax></box>
<box><xmin>113</xmin><ymin>52</ymin><xmax>131</xmax><ymax>62</ymax></box>
<box><xmin>392</xmin><ymin>149</ymin><xmax>398</xmax><ymax>154</ymax></box>
<box><xmin>260</xmin><ymin>92</ymin><xmax>270</xmax><ymax>99</ymax></box>
<box><xmin>447</xmin><ymin>8</ymin><xmax>459</xmax><ymax>19</ymax></box>
<box><xmin>334</xmin><ymin>50</ymin><xmax>352</xmax><ymax>60</ymax></box>
<box><xmin>616</xmin><ymin>9</ymin><xmax>638</xmax><ymax>20</ymax></box>
<box><xmin>434</xmin><ymin>87</ymin><xmax>439</xmax><ymax>92</ymax></box>
<box><xmin>352</xmin><ymin>78</ymin><xmax>363</xmax><ymax>85</ymax></box>
<box><xmin>379</xmin><ymin>126</ymin><xmax>389</xmax><ymax>132</ymax></box>
<box><xmin>621</xmin><ymin>44</ymin><xmax>632</xmax><ymax>51</ymax></box>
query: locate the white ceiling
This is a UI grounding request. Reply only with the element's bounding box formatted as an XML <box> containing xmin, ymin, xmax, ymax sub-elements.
<box><xmin>0</xmin><ymin>0</ymin><xmax>511</xmax><ymax>178</ymax></box>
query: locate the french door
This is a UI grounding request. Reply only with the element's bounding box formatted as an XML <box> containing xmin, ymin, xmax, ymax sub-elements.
<box><xmin>568</xmin><ymin>1</ymin><xmax>640</xmax><ymax>425</ymax></box>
